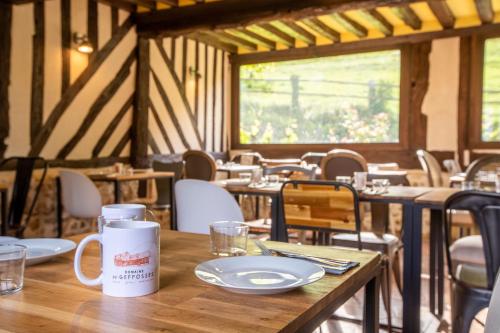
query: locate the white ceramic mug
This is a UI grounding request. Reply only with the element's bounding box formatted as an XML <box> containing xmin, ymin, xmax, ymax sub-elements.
<box><xmin>74</xmin><ymin>220</ymin><xmax>160</xmax><ymax>297</ymax></box>
<box><xmin>101</xmin><ymin>204</ymin><xmax>146</xmax><ymax>220</ymax></box>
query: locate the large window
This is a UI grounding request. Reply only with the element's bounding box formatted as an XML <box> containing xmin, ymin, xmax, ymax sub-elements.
<box><xmin>238</xmin><ymin>49</ymin><xmax>401</xmax><ymax>145</ymax></box>
<box><xmin>481</xmin><ymin>37</ymin><xmax>500</xmax><ymax>142</ymax></box>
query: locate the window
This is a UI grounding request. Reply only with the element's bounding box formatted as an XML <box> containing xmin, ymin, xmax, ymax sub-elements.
<box><xmin>238</xmin><ymin>49</ymin><xmax>401</xmax><ymax>145</ymax></box>
<box><xmin>481</xmin><ymin>37</ymin><xmax>500</xmax><ymax>142</ymax></box>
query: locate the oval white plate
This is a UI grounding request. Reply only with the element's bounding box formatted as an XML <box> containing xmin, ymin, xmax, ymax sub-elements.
<box><xmin>16</xmin><ymin>238</ymin><xmax>76</xmax><ymax>266</ymax></box>
<box><xmin>195</xmin><ymin>256</ymin><xmax>325</xmax><ymax>295</ymax></box>
<box><xmin>0</xmin><ymin>236</ymin><xmax>19</xmax><ymax>244</ymax></box>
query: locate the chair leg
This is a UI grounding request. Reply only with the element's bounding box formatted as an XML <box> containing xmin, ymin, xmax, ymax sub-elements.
<box><xmin>391</xmin><ymin>249</ymin><xmax>403</xmax><ymax>296</ymax></box>
<box><xmin>380</xmin><ymin>262</ymin><xmax>393</xmax><ymax>333</ymax></box>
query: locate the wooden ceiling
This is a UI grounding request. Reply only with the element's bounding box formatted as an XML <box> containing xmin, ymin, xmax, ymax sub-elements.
<box><xmin>129</xmin><ymin>0</ymin><xmax>500</xmax><ymax>54</ymax></box>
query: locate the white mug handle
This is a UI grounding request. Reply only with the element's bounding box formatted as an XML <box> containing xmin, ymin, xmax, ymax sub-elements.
<box><xmin>74</xmin><ymin>234</ymin><xmax>103</xmax><ymax>286</ymax></box>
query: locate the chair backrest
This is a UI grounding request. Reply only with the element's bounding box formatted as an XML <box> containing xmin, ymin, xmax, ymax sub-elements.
<box><xmin>152</xmin><ymin>160</ymin><xmax>184</xmax><ymax>206</ymax></box>
<box><xmin>175</xmin><ymin>179</ymin><xmax>244</xmax><ymax>234</ymax></box>
<box><xmin>443</xmin><ymin>159</ymin><xmax>462</xmax><ymax>176</ymax></box>
<box><xmin>465</xmin><ymin>155</ymin><xmax>500</xmax><ymax>181</ymax></box>
<box><xmin>485</xmin><ymin>273</ymin><xmax>500</xmax><ymax>333</ymax></box>
<box><xmin>59</xmin><ymin>170</ymin><xmax>102</xmax><ymax>219</ymax></box>
<box><xmin>300</xmin><ymin>152</ymin><xmax>326</xmax><ymax>166</ymax></box>
<box><xmin>280</xmin><ymin>180</ymin><xmax>362</xmax><ymax>249</ymax></box>
<box><xmin>263</xmin><ymin>164</ymin><xmax>317</xmax><ymax>180</ymax></box>
<box><xmin>0</xmin><ymin>157</ymin><xmax>48</xmax><ymax>237</ymax></box>
<box><xmin>444</xmin><ymin>191</ymin><xmax>500</xmax><ymax>290</ymax></box>
<box><xmin>231</xmin><ymin>152</ymin><xmax>262</xmax><ymax>165</ymax></box>
<box><xmin>320</xmin><ymin>149</ymin><xmax>367</xmax><ymax>180</ymax></box>
<box><xmin>416</xmin><ymin>149</ymin><xmax>443</xmax><ymax>187</ymax></box>
<box><xmin>182</xmin><ymin>150</ymin><xmax>217</xmax><ymax>181</ymax></box>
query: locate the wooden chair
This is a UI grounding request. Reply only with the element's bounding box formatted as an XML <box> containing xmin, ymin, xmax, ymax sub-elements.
<box><xmin>464</xmin><ymin>155</ymin><xmax>500</xmax><ymax>181</ymax></box>
<box><xmin>152</xmin><ymin>160</ymin><xmax>184</xmax><ymax>210</ymax></box>
<box><xmin>280</xmin><ymin>180</ymin><xmax>393</xmax><ymax>330</ymax></box>
<box><xmin>300</xmin><ymin>152</ymin><xmax>326</xmax><ymax>166</ymax></box>
<box><xmin>444</xmin><ymin>191</ymin><xmax>500</xmax><ymax>333</ymax></box>
<box><xmin>231</xmin><ymin>152</ymin><xmax>263</xmax><ymax>165</ymax></box>
<box><xmin>263</xmin><ymin>164</ymin><xmax>317</xmax><ymax>180</ymax></box>
<box><xmin>417</xmin><ymin>149</ymin><xmax>444</xmax><ymax>187</ymax></box>
<box><xmin>320</xmin><ymin>149</ymin><xmax>367</xmax><ymax>180</ymax></box>
<box><xmin>0</xmin><ymin>157</ymin><xmax>48</xmax><ymax>238</ymax></box>
<box><xmin>182</xmin><ymin>150</ymin><xmax>217</xmax><ymax>181</ymax></box>
<box><xmin>443</xmin><ymin>159</ymin><xmax>462</xmax><ymax>176</ymax></box>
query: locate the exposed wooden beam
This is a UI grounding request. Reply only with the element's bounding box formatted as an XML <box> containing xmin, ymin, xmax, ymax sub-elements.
<box><xmin>207</xmin><ymin>31</ymin><xmax>258</xmax><ymax>51</ymax></box>
<box><xmin>231</xmin><ymin>21</ymin><xmax>500</xmax><ymax>65</ymax></box>
<box><xmin>156</xmin><ymin>0</ymin><xmax>178</xmax><ymax>6</ymax></box>
<box><xmin>121</xmin><ymin>0</ymin><xmax>155</xmax><ymax>10</ymax></box>
<box><xmin>0</xmin><ymin>3</ymin><xmax>12</xmax><ymax>158</ymax></box>
<box><xmin>253</xmin><ymin>23</ymin><xmax>295</xmax><ymax>47</ymax></box>
<box><xmin>331</xmin><ymin>13</ymin><xmax>368</xmax><ymax>37</ymax></box>
<box><xmin>391</xmin><ymin>5</ymin><xmax>422</xmax><ymax>30</ymax></box>
<box><xmin>301</xmin><ymin>17</ymin><xmax>340</xmax><ymax>42</ymax></box>
<box><xmin>136</xmin><ymin>0</ymin><xmax>422</xmax><ymax>36</ymax></box>
<box><xmin>61</xmin><ymin>0</ymin><xmax>71</xmax><ymax>94</ymax></box>
<box><xmin>274</xmin><ymin>21</ymin><xmax>316</xmax><ymax>45</ymax></box>
<box><xmin>427</xmin><ymin>0</ymin><xmax>455</xmax><ymax>29</ymax></box>
<box><xmin>97</xmin><ymin>0</ymin><xmax>135</xmax><ymax>12</ymax></box>
<box><xmin>359</xmin><ymin>8</ymin><xmax>393</xmax><ymax>36</ymax></box>
<box><xmin>31</xmin><ymin>0</ymin><xmax>44</xmax><ymax>144</ymax></box>
<box><xmin>226</xmin><ymin>28</ymin><xmax>276</xmax><ymax>50</ymax></box>
<box><xmin>474</xmin><ymin>0</ymin><xmax>494</xmax><ymax>24</ymax></box>
<box><xmin>187</xmin><ymin>32</ymin><xmax>238</xmax><ymax>53</ymax></box>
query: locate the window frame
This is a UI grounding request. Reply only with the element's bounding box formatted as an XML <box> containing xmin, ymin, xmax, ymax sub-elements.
<box><xmin>468</xmin><ymin>31</ymin><xmax>500</xmax><ymax>149</ymax></box>
<box><xmin>230</xmin><ymin>44</ymin><xmax>411</xmax><ymax>154</ymax></box>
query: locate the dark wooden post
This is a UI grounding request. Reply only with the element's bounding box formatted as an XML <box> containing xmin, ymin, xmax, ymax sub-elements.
<box><xmin>131</xmin><ymin>37</ymin><xmax>150</xmax><ymax>168</ymax></box>
<box><xmin>0</xmin><ymin>2</ymin><xmax>12</xmax><ymax>158</ymax></box>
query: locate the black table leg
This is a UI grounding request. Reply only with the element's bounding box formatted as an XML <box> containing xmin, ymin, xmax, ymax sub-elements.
<box><xmin>429</xmin><ymin>207</ymin><xmax>437</xmax><ymax>315</ymax></box>
<box><xmin>56</xmin><ymin>178</ymin><xmax>63</xmax><ymax>238</ymax></box>
<box><xmin>1</xmin><ymin>190</ymin><xmax>6</xmax><ymax>236</ymax></box>
<box><xmin>403</xmin><ymin>203</ymin><xmax>422</xmax><ymax>333</ymax></box>
<box><xmin>363</xmin><ymin>274</ymin><xmax>380</xmax><ymax>333</ymax></box>
<box><xmin>169</xmin><ymin>177</ymin><xmax>177</xmax><ymax>231</ymax></box>
<box><xmin>114</xmin><ymin>180</ymin><xmax>121</xmax><ymax>203</ymax></box>
<box><xmin>434</xmin><ymin>208</ymin><xmax>445</xmax><ymax>316</ymax></box>
<box><xmin>270</xmin><ymin>194</ymin><xmax>287</xmax><ymax>242</ymax></box>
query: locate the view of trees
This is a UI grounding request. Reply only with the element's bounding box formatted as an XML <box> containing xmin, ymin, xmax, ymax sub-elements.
<box><xmin>482</xmin><ymin>37</ymin><xmax>500</xmax><ymax>142</ymax></box>
<box><xmin>239</xmin><ymin>50</ymin><xmax>401</xmax><ymax>144</ymax></box>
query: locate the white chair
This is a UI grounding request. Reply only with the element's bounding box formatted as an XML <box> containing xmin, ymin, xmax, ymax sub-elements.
<box><xmin>59</xmin><ymin>170</ymin><xmax>102</xmax><ymax>219</ymax></box>
<box><xmin>485</xmin><ymin>274</ymin><xmax>500</xmax><ymax>333</ymax></box>
<box><xmin>175</xmin><ymin>179</ymin><xmax>244</xmax><ymax>234</ymax></box>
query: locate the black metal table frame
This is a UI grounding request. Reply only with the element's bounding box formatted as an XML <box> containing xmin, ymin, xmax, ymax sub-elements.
<box><xmin>56</xmin><ymin>175</ymin><xmax>176</xmax><ymax>237</ymax></box>
<box><xmin>0</xmin><ymin>188</ymin><xmax>7</xmax><ymax>235</ymax></box>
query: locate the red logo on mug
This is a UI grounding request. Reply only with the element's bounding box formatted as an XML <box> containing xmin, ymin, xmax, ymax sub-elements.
<box><xmin>114</xmin><ymin>251</ymin><xmax>151</xmax><ymax>267</ymax></box>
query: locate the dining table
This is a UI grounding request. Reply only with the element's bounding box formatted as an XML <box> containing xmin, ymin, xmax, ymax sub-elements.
<box><xmin>0</xmin><ymin>183</ymin><xmax>8</xmax><ymax>235</ymax></box>
<box><xmin>2</xmin><ymin>230</ymin><xmax>382</xmax><ymax>333</ymax></box>
<box><xmin>217</xmin><ymin>180</ymin><xmax>436</xmax><ymax>332</ymax></box>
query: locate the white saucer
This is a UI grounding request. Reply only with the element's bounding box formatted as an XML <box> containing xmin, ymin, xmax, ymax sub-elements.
<box><xmin>16</xmin><ymin>238</ymin><xmax>76</xmax><ymax>266</ymax></box>
<box><xmin>0</xmin><ymin>236</ymin><xmax>19</xmax><ymax>244</ymax></box>
<box><xmin>195</xmin><ymin>256</ymin><xmax>324</xmax><ymax>295</ymax></box>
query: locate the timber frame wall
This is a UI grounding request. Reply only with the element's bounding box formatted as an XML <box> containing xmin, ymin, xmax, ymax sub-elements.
<box><xmin>0</xmin><ymin>1</ymin><xmax>229</xmax><ymax>168</ymax></box>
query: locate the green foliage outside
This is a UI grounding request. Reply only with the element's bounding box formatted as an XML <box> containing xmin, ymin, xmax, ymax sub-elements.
<box><xmin>482</xmin><ymin>37</ymin><xmax>500</xmax><ymax>142</ymax></box>
<box><xmin>239</xmin><ymin>50</ymin><xmax>401</xmax><ymax>144</ymax></box>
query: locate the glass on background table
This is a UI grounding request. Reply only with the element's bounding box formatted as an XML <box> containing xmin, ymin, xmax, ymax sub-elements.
<box><xmin>0</xmin><ymin>244</ymin><xmax>27</xmax><ymax>295</ymax></box>
<box><xmin>209</xmin><ymin>221</ymin><xmax>249</xmax><ymax>257</ymax></box>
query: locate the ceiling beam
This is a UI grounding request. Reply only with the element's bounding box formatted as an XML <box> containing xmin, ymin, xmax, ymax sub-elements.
<box><xmin>391</xmin><ymin>5</ymin><xmax>422</xmax><ymax>30</ymax></box>
<box><xmin>156</xmin><ymin>0</ymin><xmax>179</xmax><ymax>6</ymax></box>
<box><xmin>359</xmin><ymin>9</ymin><xmax>393</xmax><ymax>36</ymax></box>
<box><xmin>253</xmin><ymin>23</ymin><xmax>295</xmax><ymax>47</ymax></box>
<box><xmin>98</xmin><ymin>0</ymin><xmax>136</xmax><ymax>11</ymax></box>
<box><xmin>474</xmin><ymin>0</ymin><xmax>494</xmax><ymax>24</ymax></box>
<box><xmin>331</xmin><ymin>13</ymin><xmax>368</xmax><ymax>37</ymax></box>
<box><xmin>136</xmin><ymin>0</ymin><xmax>422</xmax><ymax>36</ymax></box>
<box><xmin>301</xmin><ymin>17</ymin><xmax>340</xmax><ymax>42</ymax></box>
<box><xmin>226</xmin><ymin>28</ymin><xmax>277</xmax><ymax>50</ymax></box>
<box><xmin>187</xmin><ymin>32</ymin><xmax>238</xmax><ymax>53</ymax></box>
<box><xmin>274</xmin><ymin>21</ymin><xmax>316</xmax><ymax>45</ymax></box>
<box><xmin>121</xmin><ymin>0</ymin><xmax>156</xmax><ymax>10</ymax></box>
<box><xmin>427</xmin><ymin>0</ymin><xmax>455</xmax><ymax>29</ymax></box>
<box><xmin>207</xmin><ymin>31</ymin><xmax>258</xmax><ymax>51</ymax></box>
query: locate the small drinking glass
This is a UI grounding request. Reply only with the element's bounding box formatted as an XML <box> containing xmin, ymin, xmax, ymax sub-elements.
<box><xmin>210</xmin><ymin>221</ymin><xmax>249</xmax><ymax>257</ymax></box>
<box><xmin>495</xmin><ymin>174</ymin><xmax>500</xmax><ymax>193</ymax></box>
<box><xmin>336</xmin><ymin>176</ymin><xmax>352</xmax><ymax>184</ymax></box>
<box><xmin>267</xmin><ymin>175</ymin><xmax>280</xmax><ymax>185</ymax></box>
<box><xmin>239</xmin><ymin>172</ymin><xmax>252</xmax><ymax>183</ymax></box>
<box><xmin>0</xmin><ymin>244</ymin><xmax>27</xmax><ymax>295</ymax></box>
<box><xmin>462</xmin><ymin>180</ymin><xmax>476</xmax><ymax>191</ymax></box>
<box><xmin>372</xmin><ymin>179</ymin><xmax>390</xmax><ymax>193</ymax></box>
<box><xmin>353</xmin><ymin>172</ymin><xmax>368</xmax><ymax>190</ymax></box>
<box><xmin>252</xmin><ymin>168</ymin><xmax>263</xmax><ymax>184</ymax></box>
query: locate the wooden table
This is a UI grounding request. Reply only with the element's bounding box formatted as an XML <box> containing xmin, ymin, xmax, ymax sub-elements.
<box><xmin>219</xmin><ymin>181</ymin><xmax>434</xmax><ymax>332</ymax></box>
<box><xmin>414</xmin><ymin>188</ymin><xmax>461</xmax><ymax>318</ymax></box>
<box><xmin>0</xmin><ymin>183</ymin><xmax>8</xmax><ymax>235</ymax></box>
<box><xmin>2</xmin><ymin>231</ymin><xmax>382</xmax><ymax>333</ymax></box>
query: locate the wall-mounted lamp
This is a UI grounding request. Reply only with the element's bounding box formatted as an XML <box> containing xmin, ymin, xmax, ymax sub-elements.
<box><xmin>188</xmin><ymin>66</ymin><xmax>202</xmax><ymax>80</ymax></box>
<box><xmin>73</xmin><ymin>33</ymin><xmax>94</xmax><ymax>54</ymax></box>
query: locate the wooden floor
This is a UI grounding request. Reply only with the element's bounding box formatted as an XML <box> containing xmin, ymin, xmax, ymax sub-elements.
<box><xmin>311</xmin><ymin>239</ymin><xmax>488</xmax><ymax>333</ymax></box>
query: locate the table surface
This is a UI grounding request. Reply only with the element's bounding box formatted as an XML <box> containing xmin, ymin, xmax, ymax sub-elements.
<box><xmin>3</xmin><ymin>231</ymin><xmax>381</xmax><ymax>333</ymax></box>
<box><xmin>88</xmin><ymin>171</ymin><xmax>175</xmax><ymax>181</ymax></box>
<box><xmin>217</xmin><ymin>164</ymin><xmax>260</xmax><ymax>172</ymax></box>
<box><xmin>414</xmin><ymin>187</ymin><xmax>461</xmax><ymax>206</ymax></box>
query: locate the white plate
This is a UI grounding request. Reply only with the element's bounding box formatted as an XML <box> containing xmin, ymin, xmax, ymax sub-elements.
<box><xmin>0</xmin><ymin>236</ymin><xmax>19</xmax><ymax>244</ymax></box>
<box><xmin>195</xmin><ymin>256</ymin><xmax>324</xmax><ymax>295</ymax></box>
<box><xmin>16</xmin><ymin>238</ymin><xmax>76</xmax><ymax>266</ymax></box>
